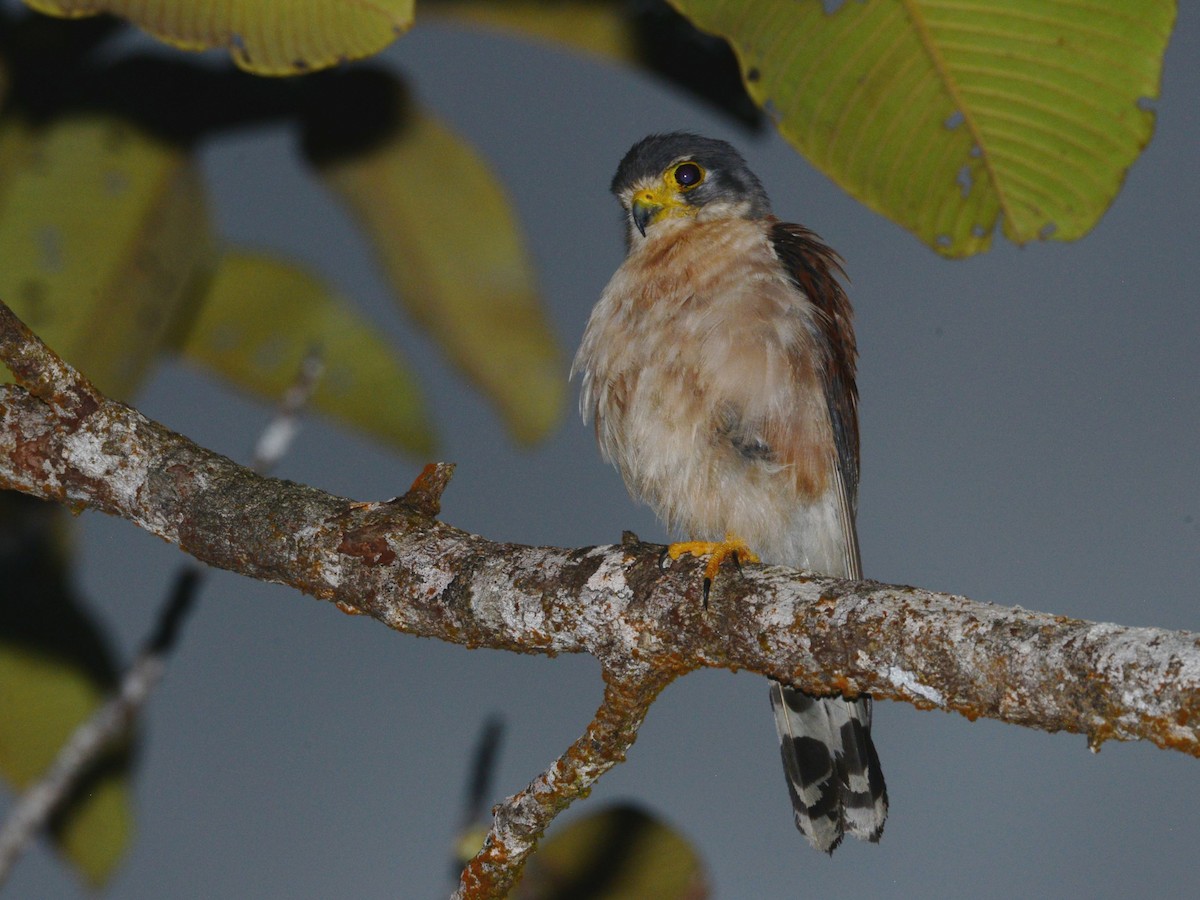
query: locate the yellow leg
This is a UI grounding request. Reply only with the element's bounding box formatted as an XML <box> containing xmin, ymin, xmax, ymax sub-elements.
<box><xmin>667</xmin><ymin>533</ymin><xmax>761</xmax><ymax>592</ymax></box>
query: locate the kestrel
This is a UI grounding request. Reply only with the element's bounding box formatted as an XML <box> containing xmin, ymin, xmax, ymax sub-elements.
<box><xmin>573</xmin><ymin>132</ymin><xmax>887</xmax><ymax>852</ymax></box>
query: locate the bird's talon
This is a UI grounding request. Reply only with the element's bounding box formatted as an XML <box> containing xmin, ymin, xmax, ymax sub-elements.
<box><xmin>665</xmin><ymin>534</ymin><xmax>759</xmax><ymax>601</ymax></box>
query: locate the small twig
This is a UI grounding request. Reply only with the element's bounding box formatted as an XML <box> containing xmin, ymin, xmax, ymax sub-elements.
<box><xmin>0</xmin><ymin>345</ymin><xmax>323</xmax><ymax>887</ymax></box>
<box><xmin>250</xmin><ymin>349</ymin><xmax>324</xmax><ymax>473</ymax></box>
<box><xmin>454</xmin><ymin>667</ymin><xmax>681</xmax><ymax>899</ymax></box>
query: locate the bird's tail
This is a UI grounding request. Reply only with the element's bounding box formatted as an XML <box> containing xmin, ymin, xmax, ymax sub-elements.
<box><xmin>769</xmin><ymin>681</ymin><xmax>888</xmax><ymax>853</ymax></box>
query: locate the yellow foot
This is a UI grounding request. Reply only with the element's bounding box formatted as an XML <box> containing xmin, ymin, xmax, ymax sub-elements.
<box><xmin>667</xmin><ymin>534</ymin><xmax>761</xmax><ymax>602</ymax></box>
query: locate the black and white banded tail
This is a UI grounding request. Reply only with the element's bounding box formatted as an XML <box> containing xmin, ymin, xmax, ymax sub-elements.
<box><xmin>769</xmin><ymin>682</ymin><xmax>888</xmax><ymax>853</ymax></box>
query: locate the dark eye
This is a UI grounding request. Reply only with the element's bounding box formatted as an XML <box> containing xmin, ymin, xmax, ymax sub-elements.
<box><xmin>673</xmin><ymin>162</ymin><xmax>703</xmax><ymax>188</ymax></box>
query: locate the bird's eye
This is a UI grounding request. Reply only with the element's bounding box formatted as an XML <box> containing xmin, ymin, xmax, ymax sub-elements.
<box><xmin>672</xmin><ymin>162</ymin><xmax>704</xmax><ymax>189</ymax></box>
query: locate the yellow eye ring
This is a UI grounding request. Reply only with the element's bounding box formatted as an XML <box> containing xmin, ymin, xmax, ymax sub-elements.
<box><xmin>670</xmin><ymin>162</ymin><xmax>705</xmax><ymax>190</ymax></box>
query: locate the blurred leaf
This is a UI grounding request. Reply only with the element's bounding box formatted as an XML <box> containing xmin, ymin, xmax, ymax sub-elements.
<box><xmin>514</xmin><ymin>804</ymin><xmax>709</xmax><ymax>900</ymax></box>
<box><xmin>426</xmin><ymin>0</ymin><xmax>762</xmax><ymax>127</ymax></box>
<box><xmin>308</xmin><ymin>96</ymin><xmax>566</xmax><ymax>445</ymax></box>
<box><xmin>676</xmin><ymin>0</ymin><xmax>1175</xmax><ymax>256</ymax></box>
<box><xmin>428</xmin><ymin>0</ymin><xmax>639</xmax><ymax>61</ymax></box>
<box><xmin>0</xmin><ymin>644</ymin><xmax>134</xmax><ymax>886</ymax></box>
<box><xmin>179</xmin><ymin>250</ymin><xmax>435</xmax><ymax>455</ymax></box>
<box><xmin>0</xmin><ymin>495</ymin><xmax>134</xmax><ymax>886</ymax></box>
<box><xmin>51</xmin><ymin>767</ymin><xmax>133</xmax><ymax>886</ymax></box>
<box><xmin>22</xmin><ymin>0</ymin><xmax>414</xmax><ymax>76</ymax></box>
<box><xmin>0</xmin><ymin>113</ymin><xmax>215</xmax><ymax>398</ymax></box>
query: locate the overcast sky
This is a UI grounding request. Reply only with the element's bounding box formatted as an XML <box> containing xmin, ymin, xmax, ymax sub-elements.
<box><xmin>5</xmin><ymin>5</ymin><xmax>1200</xmax><ymax>899</ymax></box>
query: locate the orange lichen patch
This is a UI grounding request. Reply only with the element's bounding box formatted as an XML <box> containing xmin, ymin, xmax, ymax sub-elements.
<box><xmin>459</xmin><ymin>835</ymin><xmax>519</xmax><ymax>899</ymax></box>
<box><xmin>333</xmin><ymin>600</ymin><xmax>364</xmax><ymax>616</ymax></box>
<box><xmin>829</xmin><ymin>675</ymin><xmax>854</xmax><ymax>695</ymax></box>
<box><xmin>951</xmin><ymin>703</ymin><xmax>984</xmax><ymax>723</ymax></box>
<box><xmin>401</xmin><ymin>461</ymin><xmax>454</xmax><ymax>517</ymax></box>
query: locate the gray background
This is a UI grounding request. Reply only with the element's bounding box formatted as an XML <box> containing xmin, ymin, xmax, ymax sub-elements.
<box><xmin>4</xmin><ymin>5</ymin><xmax>1199</xmax><ymax>898</ymax></box>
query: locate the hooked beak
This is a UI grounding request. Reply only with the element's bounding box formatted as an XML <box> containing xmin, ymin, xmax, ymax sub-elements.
<box><xmin>631</xmin><ymin>192</ymin><xmax>660</xmax><ymax>237</ymax></box>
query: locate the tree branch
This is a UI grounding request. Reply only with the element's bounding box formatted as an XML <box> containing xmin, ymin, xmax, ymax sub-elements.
<box><xmin>2</xmin><ymin>298</ymin><xmax>1199</xmax><ymax>893</ymax></box>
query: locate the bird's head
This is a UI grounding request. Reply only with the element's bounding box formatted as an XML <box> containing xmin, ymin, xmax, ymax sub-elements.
<box><xmin>610</xmin><ymin>132</ymin><xmax>772</xmax><ymax>243</ymax></box>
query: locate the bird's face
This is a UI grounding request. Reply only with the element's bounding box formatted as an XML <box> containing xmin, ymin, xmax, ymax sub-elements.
<box><xmin>623</xmin><ymin>159</ymin><xmax>710</xmax><ymax>237</ymax></box>
<box><xmin>610</xmin><ymin>132</ymin><xmax>772</xmax><ymax>243</ymax></box>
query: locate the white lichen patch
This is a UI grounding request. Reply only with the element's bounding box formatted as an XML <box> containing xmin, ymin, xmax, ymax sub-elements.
<box><xmin>63</xmin><ymin>422</ymin><xmax>150</xmax><ymax>509</ymax></box>
<box><xmin>583</xmin><ymin>547</ymin><xmax>632</xmax><ymax>603</ymax></box>
<box><xmin>870</xmin><ymin>658</ymin><xmax>944</xmax><ymax>705</ymax></box>
<box><xmin>412</xmin><ymin>553</ymin><xmax>455</xmax><ymax>598</ymax></box>
<box><xmin>295</xmin><ymin>523</ymin><xmax>343</xmax><ymax>588</ymax></box>
<box><xmin>321</xmin><ymin>558</ymin><xmax>344</xmax><ymax>589</ymax></box>
<box><xmin>1091</xmin><ymin>623</ymin><xmax>1200</xmax><ymax>713</ymax></box>
<box><xmin>579</xmin><ymin>548</ymin><xmax>641</xmax><ymax>650</ymax></box>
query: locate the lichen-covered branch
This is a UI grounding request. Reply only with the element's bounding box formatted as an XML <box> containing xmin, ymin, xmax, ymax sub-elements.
<box><xmin>2</xmin><ymin>297</ymin><xmax>1200</xmax><ymax>893</ymax></box>
<box><xmin>454</xmin><ymin>666</ymin><xmax>680</xmax><ymax>899</ymax></box>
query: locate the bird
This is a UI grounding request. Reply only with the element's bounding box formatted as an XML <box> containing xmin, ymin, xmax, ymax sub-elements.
<box><xmin>572</xmin><ymin>132</ymin><xmax>887</xmax><ymax>853</ymax></box>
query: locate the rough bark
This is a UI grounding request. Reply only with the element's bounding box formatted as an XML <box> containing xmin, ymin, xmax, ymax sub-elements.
<box><xmin>2</xmin><ymin>299</ymin><xmax>1198</xmax><ymax>896</ymax></box>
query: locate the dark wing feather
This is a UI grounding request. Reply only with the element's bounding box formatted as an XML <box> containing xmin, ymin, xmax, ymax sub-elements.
<box><xmin>766</xmin><ymin>221</ymin><xmax>885</xmax><ymax>851</ymax></box>
<box><xmin>767</xmin><ymin>220</ymin><xmax>859</xmax><ymax>516</ymax></box>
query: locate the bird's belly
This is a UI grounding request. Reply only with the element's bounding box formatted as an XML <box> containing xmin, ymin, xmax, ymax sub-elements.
<box><xmin>597</xmin><ymin>357</ymin><xmax>847</xmax><ymax>573</ymax></box>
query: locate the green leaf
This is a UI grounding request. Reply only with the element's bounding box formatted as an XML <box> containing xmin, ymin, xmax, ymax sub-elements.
<box><xmin>0</xmin><ymin>496</ymin><xmax>134</xmax><ymax>887</ymax></box>
<box><xmin>674</xmin><ymin>0</ymin><xmax>1176</xmax><ymax>256</ymax></box>
<box><xmin>0</xmin><ymin>113</ymin><xmax>216</xmax><ymax>398</ymax></box>
<box><xmin>513</xmin><ymin>804</ymin><xmax>709</xmax><ymax>899</ymax></box>
<box><xmin>179</xmin><ymin>250</ymin><xmax>435</xmax><ymax>455</ymax></box>
<box><xmin>23</xmin><ymin>0</ymin><xmax>414</xmax><ymax>75</ymax></box>
<box><xmin>310</xmin><ymin>101</ymin><xmax>566</xmax><ymax>445</ymax></box>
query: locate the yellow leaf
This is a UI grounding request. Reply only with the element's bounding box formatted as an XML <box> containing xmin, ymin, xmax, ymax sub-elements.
<box><xmin>313</xmin><ymin>103</ymin><xmax>566</xmax><ymax>445</ymax></box>
<box><xmin>54</xmin><ymin>771</ymin><xmax>134</xmax><ymax>887</ymax></box>
<box><xmin>179</xmin><ymin>250</ymin><xmax>434</xmax><ymax>455</ymax></box>
<box><xmin>514</xmin><ymin>804</ymin><xmax>709</xmax><ymax>899</ymax></box>
<box><xmin>0</xmin><ymin>643</ymin><xmax>104</xmax><ymax>784</ymax></box>
<box><xmin>0</xmin><ymin>113</ymin><xmax>215</xmax><ymax>397</ymax></box>
<box><xmin>23</xmin><ymin>0</ymin><xmax>414</xmax><ymax>75</ymax></box>
<box><xmin>675</xmin><ymin>0</ymin><xmax>1175</xmax><ymax>256</ymax></box>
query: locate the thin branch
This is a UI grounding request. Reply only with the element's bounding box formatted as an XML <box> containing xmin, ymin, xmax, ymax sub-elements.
<box><xmin>455</xmin><ymin>666</ymin><xmax>680</xmax><ymax>900</ymax></box>
<box><xmin>2</xmin><ymin>297</ymin><xmax>1199</xmax><ymax>892</ymax></box>
<box><xmin>250</xmin><ymin>349</ymin><xmax>324</xmax><ymax>473</ymax></box>
<box><xmin>0</xmin><ymin>567</ymin><xmax>200</xmax><ymax>887</ymax></box>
